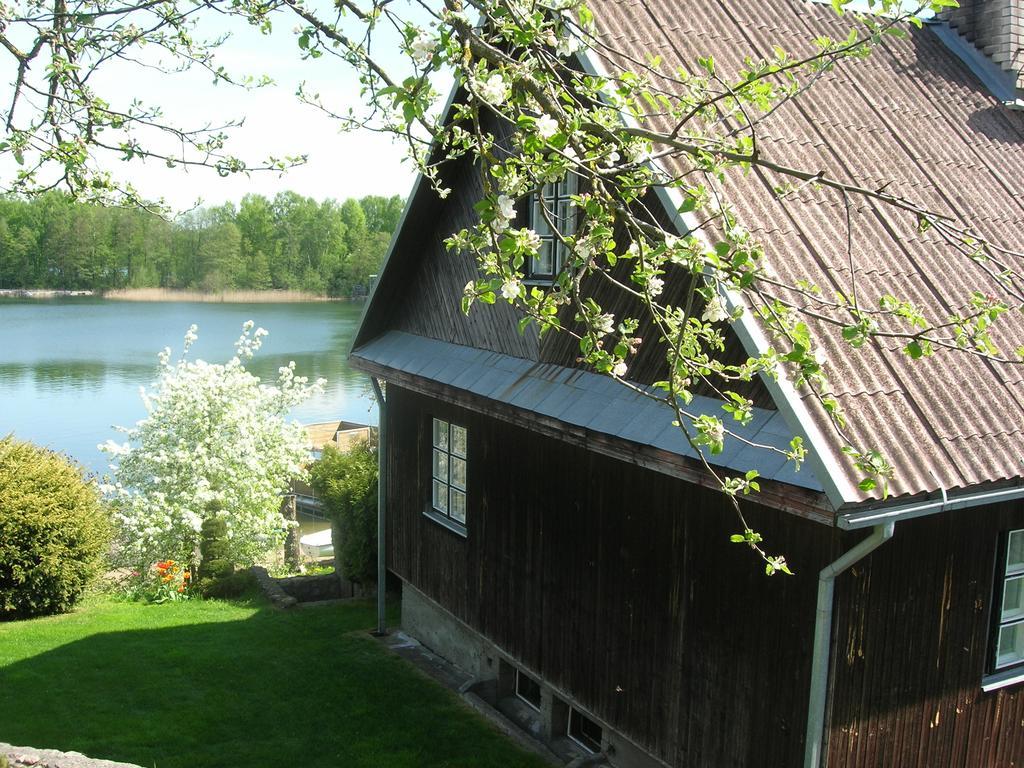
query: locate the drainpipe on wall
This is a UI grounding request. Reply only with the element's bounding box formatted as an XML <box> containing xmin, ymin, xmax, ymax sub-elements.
<box><xmin>803</xmin><ymin>522</ymin><xmax>895</xmax><ymax>768</ymax></box>
<box><xmin>370</xmin><ymin>376</ymin><xmax>388</xmax><ymax>636</ymax></box>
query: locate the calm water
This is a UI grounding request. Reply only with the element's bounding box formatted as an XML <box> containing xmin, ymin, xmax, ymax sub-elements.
<box><xmin>0</xmin><ymin>298</ymin><xmax>378</xmax><ymax>477</ymax></box>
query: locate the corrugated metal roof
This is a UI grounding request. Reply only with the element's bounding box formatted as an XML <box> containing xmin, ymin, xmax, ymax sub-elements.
<box><xmin>588</xmin><ymin>0</ymin><xmax>1024</xmax><ymax>502</ymax></box>
<box><xmin>352</xmin><ymin>331</ymin><xmax>822</xmax><ymax>491</ymax></box>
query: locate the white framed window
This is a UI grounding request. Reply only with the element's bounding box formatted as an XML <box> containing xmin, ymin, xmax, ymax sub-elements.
<box><xmin>567</xmin><ymin>706</ymin><xmax>602</xmax><ymax>753</ymax></box>
<box><xmin>993</xmin><ymin>529</ymin><xmax>1024</xmax><ymax>671</ymax></box>
<box><xmin>515</xmin><ymin>668</ymin><xmax>542</xmax><ymax>711</ymax></box>
<box><xmin>529</xmin><ymin>174</ymin><xmax>578</xmax><ymax>281</ymax></box>
<box><xmin>430</xmin><ymin>417</ymin><xmax>467</xmax><ymax>530</ymax></box>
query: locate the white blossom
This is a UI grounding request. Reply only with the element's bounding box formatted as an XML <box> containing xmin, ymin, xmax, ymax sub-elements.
<box><xmin>555</xmin><ymin>32</ymin><xmax>581</xmax><ymax>58</ymax></box>
<box><xmin>647</xmin><ymin>275</ymin><xmax>665</xmax><ymax>297</ymax></box>
<box><xmin>477</xmin><ymin>72</ymin><xmax>509</xmax><ymax>105</ymax></box>
<box><xmin>497</xmin><ymin>194</ymin><xmax>516</xmax><ymax>220</ymax></box>
<box><xmin>410</xmin><ymin>30</ymin><xmax>436</xmax><ymax>64</ymax></box>
<box><xmin>501</xmin><ymin>279</ymin><xmax>522</xmax><ymax>300</ymax></box>
<box><xmin>594</xmin><ymin>313</ymin><xmax>615</xmax><ymax>336</ymax></box>
<box><xmin>535</xmin><ymin>114</ymin><xmax>558</xmax><ymax>139</ymax></box>
<box><xmin>612</xmin><ymin>361</ymin><xmax>628</xmax><ymax>377</ymax></box>
<box><xmin>702</xmin><ymin>296</ymin><xmax>729</xmax><ymax>323</ymax></box>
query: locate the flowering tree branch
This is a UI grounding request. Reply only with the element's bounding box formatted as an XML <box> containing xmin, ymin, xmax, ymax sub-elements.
<box><xmin>6</xmin><ymin>0</ymin><xmax>1021</xmax><ymax>571</ymax></box>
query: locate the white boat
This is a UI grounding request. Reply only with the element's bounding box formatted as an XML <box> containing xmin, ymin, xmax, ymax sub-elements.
<box><xmin>299</xmin><ymin>528</ymin><xmax>334</xmax><ymax>559</ymax></box>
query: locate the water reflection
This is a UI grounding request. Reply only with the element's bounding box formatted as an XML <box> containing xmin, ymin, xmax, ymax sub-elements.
<box><xmin>0</xmin><ymin>360</ymin><xmax>161</xmax><ymax>391</ymax></box>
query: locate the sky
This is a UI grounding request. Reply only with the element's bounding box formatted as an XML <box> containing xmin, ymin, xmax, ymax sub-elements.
<box><xmin>3</xmin><ymin>4</ymin><xmax>432</xmax><ymax>213</ymax></box>
<box><xmin>116</xmin><ymin>13</ymin><xmax>419</xmax><ymax>212</ymax></box>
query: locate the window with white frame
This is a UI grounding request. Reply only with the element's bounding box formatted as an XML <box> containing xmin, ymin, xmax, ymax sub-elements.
<box><xmin>430</xmin><ymin>417</ymin><xmax>467</xmax><ymax>528</ymax></box>
<box><xmin>528</xmin><ymin>174</ymin><xmax>578</xmax><ymax>281</ymax></box>
<box><xmin>992</xmin><ymin>529</ymin><xmax>1024</xmax><ymax>671</ymax></box>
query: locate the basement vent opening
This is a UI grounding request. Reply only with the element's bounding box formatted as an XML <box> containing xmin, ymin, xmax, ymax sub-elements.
<box><xmin>515</xmin><ymin>668</ymin><xmax>542</xmax><ymax>711</ymax></box>
<box><xmin>567</xmin><ymin>707</ymin><xmax>603</xmax><ymax>753</ymax></box>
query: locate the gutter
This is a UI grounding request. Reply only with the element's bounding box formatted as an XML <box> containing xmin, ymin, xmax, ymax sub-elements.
<box><xmin>370</xmin><ymin>376</ymin><xmax>388</xmax><ymax>636</ymax></box>
<box><xmin>804</xmin><ymin>522</ymin><xmax>895</xmax><ymax>768</ymax></box>
<box><xmin>838</xmin><ymin>483</ymin><xmax>1024</xmax><ymax>530</ymax></box>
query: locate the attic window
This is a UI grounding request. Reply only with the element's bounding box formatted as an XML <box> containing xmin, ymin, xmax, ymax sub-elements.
<box><xmin>528</xmin><ymin>174</ymin><xmax>578</xmax><ymax>281</ymax></box>
<box><xmin>992</xmin><ymin>529</ymin><xmax>1024</xmax><ymax>672</ymax></box>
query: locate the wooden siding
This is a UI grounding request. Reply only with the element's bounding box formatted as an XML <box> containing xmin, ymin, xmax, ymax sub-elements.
<box><xmin>827</xmin><ymin>505</ymin><xmax>1024</xmax><ymax>768</ymax></box>
<box><xmin>385</xmin><ymin>384</ymin><xmax>838</xmax><ymax>766</ymax></box>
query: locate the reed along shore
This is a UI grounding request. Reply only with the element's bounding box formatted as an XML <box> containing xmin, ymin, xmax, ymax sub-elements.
<box><xmin>103</xmin><ymin>288</ymin><xmax>343</xmax><ymax>303</ymax></box>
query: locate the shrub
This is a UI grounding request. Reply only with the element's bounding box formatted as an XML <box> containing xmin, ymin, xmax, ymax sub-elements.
<box><xmin>197</xmin><ymin>514</ymin><xmax>237</xmax><ymax>596</ymax></box>
<box><xmin>309</xmin><ymin>443</ymin><xmax>378</xmax><ymax>585</ymax></box>
<box><xmin>201</xmin><ymin>569</ymin><xmax>257</xmax><ymax>599</ymax></box>
<box><xmin>0</xmin><ymin>436</ymin><xmax>110</xmax><ymax>619</ymax></box>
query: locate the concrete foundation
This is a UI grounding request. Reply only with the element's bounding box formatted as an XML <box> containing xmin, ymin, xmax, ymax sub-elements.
<box><xmin>400</xmin><ymin>582</ymin><xmax>668</xmax><ymax>768</ymax></box>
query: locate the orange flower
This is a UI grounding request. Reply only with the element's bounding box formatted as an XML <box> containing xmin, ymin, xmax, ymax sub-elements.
<box><xmin>183</xmin><ymin>571</ymin><xmax>191</xmax><ymax>580</ymax></box>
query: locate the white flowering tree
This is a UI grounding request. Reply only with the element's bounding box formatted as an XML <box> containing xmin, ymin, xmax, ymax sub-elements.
<box><xmin>5</xmin><ymin>0</ymin><xmax>1022</xmax><ymax>570</ymax></box>
<box><xmin>101</xmin><ymin>322</ymin><xmax>323</xmax><ymax>570</ymax></box>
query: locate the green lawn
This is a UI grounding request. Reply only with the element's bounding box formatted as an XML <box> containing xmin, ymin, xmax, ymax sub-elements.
<box><xmin>0</xmin><ymin>595</ymin><xmax>546</xmax><ymax>768</ymax></box>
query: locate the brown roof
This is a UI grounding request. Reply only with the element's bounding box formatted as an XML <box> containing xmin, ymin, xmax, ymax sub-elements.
<box><xmin>588</xmin><ymin>0</ymin><xmax>1024</xmax><ymax>503</ymax></box>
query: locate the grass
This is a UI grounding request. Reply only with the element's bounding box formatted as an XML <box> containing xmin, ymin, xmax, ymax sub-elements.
<box><xmin>0</xmin><ymin>594</ymin><xmax>547</xmax><ymax>768</ymax></box>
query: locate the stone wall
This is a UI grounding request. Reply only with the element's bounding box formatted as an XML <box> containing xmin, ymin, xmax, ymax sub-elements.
<box><xmin>251</xmin><ymin>566</ymin><xmax>373</xmax><ymax>609</ymax></box>
<box><xmin>1</xmin><ymin>743</ymin><xmax>141</xmax><ymax>768</ymax></box>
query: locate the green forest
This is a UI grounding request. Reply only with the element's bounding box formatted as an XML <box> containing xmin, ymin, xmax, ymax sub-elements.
<box><xmin>0</xmin><ymin>192</ymin><xmax>404</xmax><ymax>297</ymax></box>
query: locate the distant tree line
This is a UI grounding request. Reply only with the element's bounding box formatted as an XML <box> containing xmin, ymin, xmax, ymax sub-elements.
<box><xmin>0</xmin><ymin>192</ymin><xmax>404</xmax><ymax>296</ymax></box>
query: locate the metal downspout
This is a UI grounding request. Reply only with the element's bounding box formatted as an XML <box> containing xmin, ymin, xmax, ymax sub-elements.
<box><xmin>370</xmin><ymin>376</ymin><xmax>387</xmax><ymax>636</ymax></box>
<box><xmin>804</xmin><ymin>522</ymin><xmax>895</xmax><ymax>768</ymax></box>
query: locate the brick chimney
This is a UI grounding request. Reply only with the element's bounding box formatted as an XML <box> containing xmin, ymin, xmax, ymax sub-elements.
<box><xmin>941</xmin><ymin>0</ymin><xmax>1024</xmax><ymax>100</ymax></box>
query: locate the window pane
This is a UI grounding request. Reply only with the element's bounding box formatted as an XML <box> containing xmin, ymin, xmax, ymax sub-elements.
<box><xmin>451</xmin><ymin>457</ymin><xmax>467</xmax><ymax>490</ymax></box>
<box><xmin>1008</xmin><ymin>530</ymin><xmax>1024</xmax><ymax>574</ymax></box>
<box><xmin>1004</xmin><ymin>576</ymin><xmax>1024</xmax><ymax>622</ymax></box>
<box><xmin>432</xmin><ymin>480</ymin><xmax>449</xmax><ymax>513</ymax></box>
<box><xmin>432</xmin><ymin>449</ymin><xmax>449</xmax><ymax>482</ymax></box>
<box><xmin>533</xmin><ymin>240</ymin><xmax>553</xmax><ymax>276</ymax></box>
<box><xmin>564</xmin><ymin>172</ymin><xmax>578</xmax><ymax>196</ymax></box>
<box><xmin>997</xmin><ymin>621</ymin><xmax>1024</xmax><ymax>669</ymax></box>
<box><xmin>534</xmin><ymin>199</ymin><xmax>553</xmax><ymax>237</ymax></box>
<box><xmin>450</xmin><ymin>490</ymin><xmax>467</xmax><ymax>524</ymax></box>
<box><xmin>451</xmin><ymin>425</ymin><xmax>467</xmax><ymax>457</ymax></box>
<box><xmin>432</xmin><ymin>418</ymin><xmax>449</xmax><ymax>450</ymax></box>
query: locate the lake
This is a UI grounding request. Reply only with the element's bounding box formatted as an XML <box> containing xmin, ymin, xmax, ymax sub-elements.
<box><xmin>0</xmin><ymin>298</ymin><xmax>378</xmax><ymax>478</ymax></box>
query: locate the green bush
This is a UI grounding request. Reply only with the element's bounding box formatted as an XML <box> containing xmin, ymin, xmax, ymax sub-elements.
<box><xmin>201</xmin><ymin>569</ymin><xmax>257</xmax><ymax>599</ymax></box>
<box><xmin>309</xmin><ymin>443</ymin><xmax>377</xmax><ymax>585</ymax></box>
<box><xmin>0</xmin><ymin>436</ymin><xmax>110</xmax><ymax>619</ymax></box>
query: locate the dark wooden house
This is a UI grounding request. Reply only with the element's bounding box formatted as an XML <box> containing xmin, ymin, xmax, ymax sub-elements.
<box><xmin>349</xmin><ymin>1</ymin><xmax>1024</xmax><ymax>766</ymax></box>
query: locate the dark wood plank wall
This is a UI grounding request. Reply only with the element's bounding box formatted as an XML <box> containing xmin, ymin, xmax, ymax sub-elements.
<box><xmin>386</xmin><ymin>384</ymin><xmax>839</xmax><ymax>766</ymax></box>
<box><xmin>827</xmin><ymin>505</ymin><xmax>1024</xmax><ymax>768</ymax></box>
